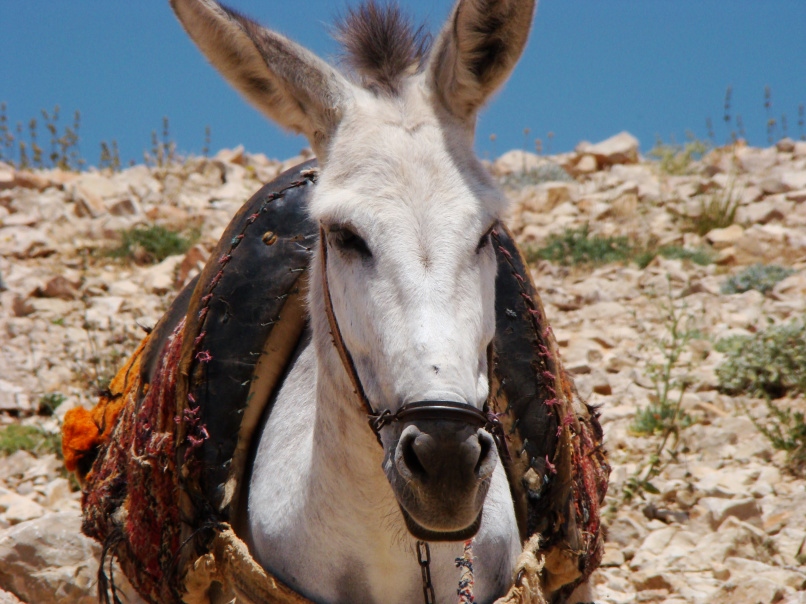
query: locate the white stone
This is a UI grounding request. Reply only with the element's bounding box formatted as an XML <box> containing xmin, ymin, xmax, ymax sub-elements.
<box><xmin>575</xmin><ymin>154</ymin><xmax>598</xmax><ymax>173</ymax></box>
<box><xmin>781</xmin><ymin>170</ymin><xmax>806</xmax><ymax>191</ymax></box>
<box><xmin>577</xmin><ymin>131</ymin><xmax>640</xmax><ymax>166</ymax></box>
<box><xmin>141</xmin><ymin>254</ymin><xmax>183</xmax><ymax>294</ymax></box>
<box><xmin>493</xmin><ymin>149</ymin><xmax>545</xmax><ymax>175</ymax></box>
<box><xmin>0</xmin><ymin>512</ymin><xmax>145</xmax><ymax>604</ymax></box>
<box><xmin>705</xmin><ymin>224</ymin><xmax>744</xmax><ymax>248</ymax></box>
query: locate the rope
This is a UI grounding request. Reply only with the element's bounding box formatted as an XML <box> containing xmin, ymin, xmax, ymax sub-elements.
<box><xmin>456</xmin><ymin>539</ymin><xmax>475</xmax><ymax>603</ymax></box>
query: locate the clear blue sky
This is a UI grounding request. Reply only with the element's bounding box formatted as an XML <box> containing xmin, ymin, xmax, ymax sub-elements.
<box><xmin>1</xmin><ymin>1</ymin><xmax>804</xmax><ymax>167</ymax></box>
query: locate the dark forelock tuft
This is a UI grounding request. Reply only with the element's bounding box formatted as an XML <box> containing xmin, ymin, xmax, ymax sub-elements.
<box><xmin>334</xmin><ymin>1</ymin><xmax>431</xmax><ymax>94</ymax></box>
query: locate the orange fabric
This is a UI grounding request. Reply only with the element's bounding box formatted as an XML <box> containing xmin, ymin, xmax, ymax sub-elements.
<box><xmin>62</xmin><ymin>336</ymin><xmax>149</xmax><ymax>475</ymax></box>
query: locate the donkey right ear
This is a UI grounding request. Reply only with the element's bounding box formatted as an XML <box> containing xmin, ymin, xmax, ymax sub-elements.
<box><xmin>170</xmin><ymin>0</ymin><xmax>352</xmax><ymax>158</ymax></box>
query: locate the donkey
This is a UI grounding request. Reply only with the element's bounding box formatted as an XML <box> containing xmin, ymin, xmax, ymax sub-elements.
<box><xmin>170</xmin><ymin>0</ymin><xmax>543</xmax><ymax>602</ymax></box>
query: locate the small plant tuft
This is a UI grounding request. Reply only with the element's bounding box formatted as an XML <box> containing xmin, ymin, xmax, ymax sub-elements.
<box><xmin>635</xmin><ymin>245</ymin><xmax>714</xmax><ymax>269</ymax></box>
<box><xmin>649</xmin><ymin>134</ymin><xmax>709</xmax><ymax>175</ymax></box>
<box><xmin>721</xmin><ymin>264</ymin><xmax>795</xmax><ymax>295</ymax></box>
<box><xmin>688</xmin><ymin>183</ymin><xmax>740</xmax><ymax>236</ymax></box>
<box><xmin>527</xmin><ymin>224</ymin><xmax>633</xmax><ymax>266</ymax></box>
<box><xmin>109</xmin><ymin>224</ymin><xmax>197</xmax><ymax>264</ymax></box>
<box><xmin>0</xmin><ymin>424</ymin><xmax>61</xmax><ymax>457</ymax></box>
<box><xmin>37</xmin><ymin>393</ymin><xmax>66</xmax><ymax>417</ymax></box>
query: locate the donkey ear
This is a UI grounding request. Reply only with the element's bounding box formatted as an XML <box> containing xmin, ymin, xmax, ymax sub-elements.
<box><xmin>170</xmin><ymin>0</ymin><xmax>352</xmax><ymax>158</ymax></box>
<box><xmin>428</xmin><ymin>0</ymin><xmax>536</xmax><ymax>123</ymax></box>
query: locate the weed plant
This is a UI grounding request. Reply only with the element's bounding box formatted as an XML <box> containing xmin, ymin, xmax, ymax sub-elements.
<box><xmin>109</xmin><ymin>224</ymin><xmax>197</xmax><ymax>264</ymax></box>
<box><xmin>0</xmin><ymin>103</ymin><xmax>87</xmax><ymax>171</ymax></box>
<box><xmin>145</xmin><ymin>116</ymin><xmax>179</xmax><ymax>170</ymax></box>
<box><xmin>721</xmin><ymin>264</ymin><xmax>795</xmax><ymax>295</ymax></box>
<box><xmin>623</xmin><ymin>281</ymin><xmax>699</xmax><ymax>502</ymax></box>
<box><xmin>99</xmin><ymin>140</ymin><xmax>122</xmax><ymax>172</ymax></box>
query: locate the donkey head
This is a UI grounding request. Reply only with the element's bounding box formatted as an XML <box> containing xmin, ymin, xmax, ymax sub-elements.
<box><xmin>171</xmin><ymin>0</ymin><xmax>535</xmax><ymax>540</ymax></box>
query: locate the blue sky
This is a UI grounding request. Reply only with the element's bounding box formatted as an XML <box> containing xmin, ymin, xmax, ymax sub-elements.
<box><xmin>1</xmin><ymin>1</ymin><xmax>804</xmax><ymax>167</ymax></box>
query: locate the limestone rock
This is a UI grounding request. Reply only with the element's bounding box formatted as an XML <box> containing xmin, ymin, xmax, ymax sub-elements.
<box><xmin>12</xmin><ymin>171</ymin><xmax>51</xmax><ymax>191</ymax></box>
<box><xmin>577</xmin><ymin>131</ymin><xmax>640</xmax><ymax>167</ymax></box>
<box><xmin>0</xmin><ymin>589</ymin><xmax>23</xmax><ymax>604</ymax></box>
<box><xmin>0</xmin><ymin>511</ymin><xmax>144</xmax><ymax>604</ymax></box>
<box><xmin>494</xmin><ymin>150</ymin><xmax>544</xmax><ymax>175</ymax></box>
<box><xmin>575</xmin><ymin>154</ymin><xmax>597</xmax><ymax>174</ymax></box>
<box><xmin>0</xmin><ymin>165</ymin><xmax>14</xmax><ymax>190</ymax></box>
<box><xmin>699</xmin><ymin>497</ymin><xmax>761</xmax><ymax>529</ymax></box>
<box><xmin>36</xmin><ymin>275</ymin><xmax>79</xmax><ymax>300</ymax></box>
<box><xmin>710</xmin><ymin>577</ymin><xmax>786</xmax><ymax>604</ymax></box>
<box><xmin>705</xmin><ymin>224</ymin><xmax>744</xmax><ymax>249</ymax></box>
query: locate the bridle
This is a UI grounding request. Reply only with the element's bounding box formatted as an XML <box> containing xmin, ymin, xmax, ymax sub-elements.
<box><xmin>318</xmin><ymin>225</ymin><xmax>505</xmax><ymax>604</ymax></box>
<box><xmin>318</xmin><ymin>226</ymin><xmax>503</xmax><ymax>446</ymax></box>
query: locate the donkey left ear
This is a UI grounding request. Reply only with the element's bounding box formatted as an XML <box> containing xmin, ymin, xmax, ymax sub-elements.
<box><xmin>428</xmin><ymin>0</ymin><xmax>536</xmax><ymax>124</ymax></box>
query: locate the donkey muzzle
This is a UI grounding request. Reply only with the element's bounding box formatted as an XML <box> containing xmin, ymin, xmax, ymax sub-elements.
<box><xmin>377</xmin><ymin>401</ymin><xmax>499</xmax><ymax>541</ymax></box>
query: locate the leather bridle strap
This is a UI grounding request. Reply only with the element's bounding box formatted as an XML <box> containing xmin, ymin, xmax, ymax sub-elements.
<box><xmin>371</xmin><ymin>401</ymin><xmax>490</xmax><ymax>433</ymax></box>
<box><xmin>319</xmin><ymin>226</ymin><xmax>375</xmax><ymax>422</ymax></box>
<box><xmin>319</xmin><ymin>226</ymin><xmax>503</xmax><ymax>447</ymax></box>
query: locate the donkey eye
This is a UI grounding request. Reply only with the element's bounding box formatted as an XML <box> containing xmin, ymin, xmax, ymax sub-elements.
<box><xmin>330</xmin><ymin>225</ymin><xmax>372</xmax><ymax>259</ymax></box>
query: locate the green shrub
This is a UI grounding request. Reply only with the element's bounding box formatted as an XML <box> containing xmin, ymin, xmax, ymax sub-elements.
<box><xmin>0</xmin><ymin>424</ymin><xmax>61</xmax><ymax>457</ymax></box>
<box><xmin>716</xmin><ymin>319</ymin><xmax>806</xmax><ymax>399</ymax></box>
<box><xmin>528</xmin><ymin>225</ymin><xmax>715</xmax><ymax>270</ymax></box>
<box><xmin>717</xmin><ymin>319</ymin><xmax>806</xmax><ymax>475</ymax></box>
<box><xmin>721</xmin><ymin>264</ymin><xmax>795</xmax><ymax>295</ymax></box>
<box><xmin>109</xmin><ymin>224</ymin><xmax>196</xmax><ymax>264</ymax></box>
<box><xmin>527</xmin><ymin>224</ymin><xmax>633</xmax><ymax>266</ymax></box>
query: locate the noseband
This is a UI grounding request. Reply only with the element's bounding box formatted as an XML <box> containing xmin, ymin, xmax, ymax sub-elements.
<box><xmin>318</xmin><ymin>227</ymin><xmax>502</xmax><ymax>445</ymax></box>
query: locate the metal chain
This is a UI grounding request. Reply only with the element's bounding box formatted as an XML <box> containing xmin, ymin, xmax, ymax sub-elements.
<box><xmin>416</xmin><ymin>540</ymin><xmax>436</xmax><ymax>604</ymax></box>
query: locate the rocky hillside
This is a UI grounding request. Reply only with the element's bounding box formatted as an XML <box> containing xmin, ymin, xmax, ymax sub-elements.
<box><xmin>0</xmin><ymin>133</ymin><xmax>804</xmax><ymax>603</ymax></box>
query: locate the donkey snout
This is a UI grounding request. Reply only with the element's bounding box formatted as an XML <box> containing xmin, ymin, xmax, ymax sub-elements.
<box><xmin>395</xmin><ymin>425</ymin><xmax>496</xmax><ymax>489</ymax></box>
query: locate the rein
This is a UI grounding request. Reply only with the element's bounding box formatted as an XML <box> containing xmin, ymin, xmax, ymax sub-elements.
<box><xmin>318</xmin><ymin>226</ymin><xmax>504</xmax><ymax>603</ymax></box>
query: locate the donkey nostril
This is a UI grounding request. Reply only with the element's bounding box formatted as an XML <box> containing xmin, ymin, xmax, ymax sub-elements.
<box><xmin>474</xmin><ymin>432</ymin><xmax>496</xmax><ymax>479</ymax></box>
<box><xmin>400</xmin><ymin>433</ymin><xmax>428</xmax><ymax>481</ymax></box>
